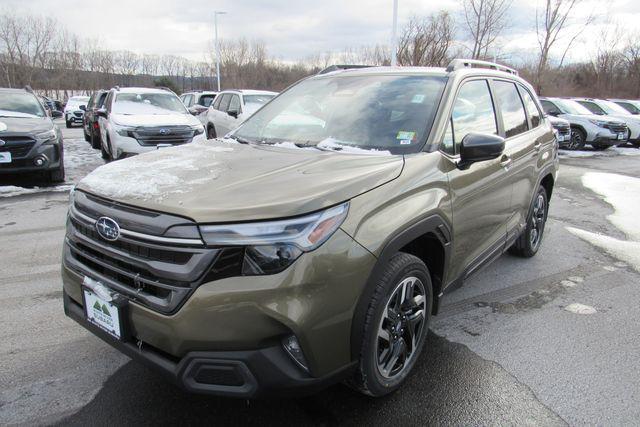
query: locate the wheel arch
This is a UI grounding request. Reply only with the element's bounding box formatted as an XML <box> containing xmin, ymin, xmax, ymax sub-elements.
<box><xmin>350</xmin><ymin>214</ymin><xmax>451</xmax><ymax>361</ymax></box>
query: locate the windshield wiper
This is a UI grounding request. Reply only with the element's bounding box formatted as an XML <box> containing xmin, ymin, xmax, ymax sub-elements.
<box><xmin>227</xmin><ymin>134</ymin><xmax>254</xmax><ymax>144</ymax></box>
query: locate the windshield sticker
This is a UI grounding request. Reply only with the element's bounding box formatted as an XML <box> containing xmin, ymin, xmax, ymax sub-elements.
<box><xmin>399</xmin><ymin>139</ymin><xmax>412</xmax><ymax>145</ymax></box>
<box><xmin>411</xmin><ymin>94</ymin><xmax>425</xmax><ymax>103</ymax></box>
<box><xmin>396</xmin><ymin>131</ymin><xmax>416</xmax><ymax>141</ymax></box>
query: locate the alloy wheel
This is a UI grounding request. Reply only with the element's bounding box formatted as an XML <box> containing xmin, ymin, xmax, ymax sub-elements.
<box><xmin>376</xmin><ymin>276</ymin><xmax>426</xmax><ymax>379</ymax></box>
<box><xmin>529</xmin><ymin>193</ymin><xmax>546</xmax><ymax>248</ymax></box>
<box><xmin>569</xmin><ymin>130</ymin><xmax>583</xmax><ymax>150</ymax></box>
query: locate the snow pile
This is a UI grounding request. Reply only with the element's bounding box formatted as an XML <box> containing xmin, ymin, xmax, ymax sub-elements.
<box><xmin>567</xmin><ymin>172</ymin><xmax>640</xmax><ymax>272</ymax></box>
<box><xmin>0</xmin><ymin>184</ymin><xmax>74</xmax><ymax>198</ymax></box>
<box><xmin>582</xmin><ymin>172</ymin><xmax>640</xmax><ymax>240</ymax></box>
<box><xmin>564</xmin><ymin>303</ymin><xmax>597</xmax><ymax>315</ymax></box>
<box><xmin>79</xmin><ymin>141</ymin><xmax>233</xmax><ymax>202</ymax></box>
<box><xmin>317</xmin><ymin>138</ymin><xmax>391</xmax><ymax>156</ymax></box>
<box><xmin>559</xmin><ymin>147</ymin><xmax>640</xmax><ymax>158</ymax></box>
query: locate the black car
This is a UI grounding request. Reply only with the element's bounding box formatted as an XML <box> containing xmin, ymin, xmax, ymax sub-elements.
<box><xmin>83</xmin><ymin>90</ymin><xmax>107</xmax><ymax>149</ymax></box>
<box><xmin>39</xmin><ymin>95</ymin><xmax>63</xmax><ymax>118</ymax></box>
<box><xmin>0</xmin><ymin>87</ymin><xmax>65</xmax><ymax>183</ymax></box>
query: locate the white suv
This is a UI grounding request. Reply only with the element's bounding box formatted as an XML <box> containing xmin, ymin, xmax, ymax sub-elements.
<box><xmin>64</xmin><ymin>95</ymin><xmax>89</xmax><ymax>128</ymax></box>
<box><xmin>97</xmin><ymin>87</ymin><xmax>206</xmax><ymax>160</ymax></box>
<box><xmin>205</xmin><ymin>90</ymin><xmax>276</xmax><ymax>138</ymax></box>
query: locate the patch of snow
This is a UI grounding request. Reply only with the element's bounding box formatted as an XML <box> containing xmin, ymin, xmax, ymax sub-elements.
<box><xmin>567</xmin><ymin>276</ymin><xmax>584</xmax><ymax>283</ymax></box>
<box><xmin>567</xmin><ymin>227</ymin><xmax>640</xmax><ymax>273</ymax></box>
<box><xmin>582</xmin><ymin>172</ymin><xmax>640</xmax><ymax>240</ymax></box>
<box><xmin>79</xmin><ymin>141</ymin><xmax>233</xmax><ymax>202</ymax></box>
<box><xmin>561</xmin><ymin>280</ymin><xmax>578</xmax><ymax>288</ymax></box>
<box><xmin>316</xmin><ymin>138</ymin><xmax>391</xmax><ymax>156</ymax></box>
<box><xmin>0</xmin><ymin>184</ymin><xmax>74</xmax><ymax>198</ymax></box>
<box><xmin>564</xmin><ymin>303</ymin><xmax>597</xmax><ymax>315</ymax></box>
<box><xmin>558</xmin><ymin>146</ymin><xmax>640</xmax><ymax>158</ymax></box>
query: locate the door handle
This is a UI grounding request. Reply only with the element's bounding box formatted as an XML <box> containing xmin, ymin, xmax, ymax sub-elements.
<box><xmin>500</xmin><ymin>155</ymin><xmax>512</xmax><ymax>169</ymax></box>
<box><xmin>533</xmin><ymin>141</ymin><xmax>542</xmax><ymax>152</ymax></box>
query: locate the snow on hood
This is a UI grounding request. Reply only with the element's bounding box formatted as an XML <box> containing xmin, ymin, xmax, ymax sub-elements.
<box><xmin>316</xmin><ymin>138</ymin><xmax>391</xmax><ymax>155</ymax></box>
<box><xmin>112</xmin><ymin>113</ymin><xmax>201</xmax><ymax>127</ymax></box>
<box><xmin>79</xmin><ymin>141</ymin><xmax>233</xmax><ymax>202</ymax></box>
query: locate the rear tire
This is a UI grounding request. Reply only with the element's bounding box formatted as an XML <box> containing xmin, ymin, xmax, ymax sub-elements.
<box><xmin>84</xmin><ymin>130</ymin><xmax>90</xmax><ymax>142</ymax></box>
<box><xmin>349</xmin><ymin>252</ymin><xmax>432</xmax><ymax>397</ymax></box>
<box><xmin>510</xmin><ymin>186</ymin><xmax>548</xmax><ymax>258</ymax></box>
<box><xmin>90</xmin><ymin>129</ymin><xmax>101</xmax><ymax>149</ymax></box>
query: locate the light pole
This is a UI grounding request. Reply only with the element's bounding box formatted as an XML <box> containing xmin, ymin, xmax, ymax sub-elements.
<box><xmin>390</xmin><ymin>0</ymin><xmax>398</xmax><ymax>66</ymax></box>
<box><xmin>214</xmin><ymin>11</ymin><xmax>227</xmax><ymax>91</ymax></box>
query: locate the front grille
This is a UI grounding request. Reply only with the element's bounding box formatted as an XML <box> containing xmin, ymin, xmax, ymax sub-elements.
<box><xmin>64</xmin><ymin>190</ymin><xmax>244</xmax><ymax>314</ymax></box>
<box><xmin>73</xmin><ymin>111</ymin><xmax>83</xmax><ymax>118</ymax></box>
<box><xmin>131</xmin><ymin>126</ymin><xmax>195</xmax><ymax>146</ymax></box>
<box><xmin>0</xmin><ymin>136</ymin><xmax>35</xmax><ymax>158</ymax></box>
<box><xmin>604</xmin><ymin>123</ymin><xmax>628</xmax><ymax>133</ymax></box>
<box><xmin>70</xmin><ymin>217</ymin><xmax>192</xmax><ymax>264</ymax></box>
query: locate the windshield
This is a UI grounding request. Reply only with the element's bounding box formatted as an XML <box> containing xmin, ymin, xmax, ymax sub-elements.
<box><xmin>555</xmin><ymin>99</ymin><xmax>593</xmax><ymax>115</ymax></box>
<box><xmin>615</xmin><ymin>101</ymin><xmax>640</xmax><ymax>114</ymax></box>
<box><xmin>113</xmin><ymin>92</ymin><xmax>188</xmax><ymax>115</ymax></box>
<box><xmin>233</xmin><ymin>75</ymin><xmax>447</xmax><ymax>154</ymax></box>
<box><xmin>599</xmin><ymin>100</ymin><xmax>631</xmax><ymax>115</ymax></box>
<box><xmin>67</xmin><ymin>97</ymin><xmax>89</xmax><ymax>107</ymax></box>
<box><xmin>0</xmin><ymin>92</ymin><xmax>46</xmax><ymax>118</ymax></box>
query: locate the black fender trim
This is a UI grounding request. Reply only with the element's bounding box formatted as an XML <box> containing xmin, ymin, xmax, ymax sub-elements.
<box><xmin>349</xmin><ymin>214</ymin><xmax>452</xmax><ymax>362</ymax></box>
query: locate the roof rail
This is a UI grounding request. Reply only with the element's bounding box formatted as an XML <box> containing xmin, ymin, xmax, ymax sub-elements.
<box><xmin>318</xmin><ymin>64</ymin><xmax>372</xmax><ymax>75</ymax></box>
<box><xmin>446</xmin><ymin>59</ymin><xmax>518</xmax><ymax>76</ymax></box>
<box><xmin>23</xmin><ymin>85</ymin><xmax>34</xmax><ymax>93</ymax></box>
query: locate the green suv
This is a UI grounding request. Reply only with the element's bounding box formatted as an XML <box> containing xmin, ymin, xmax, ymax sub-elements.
<box><xmin>62</xmin><ymin>59</ymin><xmax>558</xmax><ymax>397</ymax></box>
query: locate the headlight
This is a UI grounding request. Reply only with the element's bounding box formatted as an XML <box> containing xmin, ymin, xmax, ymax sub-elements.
<box><xmin>35</xmin><ymin>129</ymin><xmax>57</xmax><ymax>143</ymax></box>
<box><xmin>200</xmin><ymin>202</ymin><xmax>349</xmax><ymax>275</ymax></box>
<box><xmin>588</xmin><ymin>119</ymin><xmax>608</xmax><ymax>128</ymax></box>
<box><xmin>114</xmin><ymin>124</ymin><xmax>136</xmax><ymax>137</ymax></box>
<box><xmin>192</xmin><ymin>125</ymin><xmax>205</xmax><ymax>136</ymax></box>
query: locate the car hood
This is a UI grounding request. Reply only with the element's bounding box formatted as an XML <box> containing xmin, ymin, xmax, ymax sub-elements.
<box><xmin>112</xmin><ymin>113</ymin><xmax>201</xmax><ymax>127</ymax></box>
<box><xmin>76</xmin><ymin>140</ymin><xmax>404</xmax><ymax>223</ymax></box>
<box><xmin>0</xmin><ymin>116</ymin><xmax>53</xmax><ymax>134</ymax></box>
<box><xmin>548</xmin><ymin>116</ymin><xmax>570</xmax><ymax>127</ymax></box>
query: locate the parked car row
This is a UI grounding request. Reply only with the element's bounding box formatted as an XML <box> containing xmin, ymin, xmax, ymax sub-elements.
<box><xmin>540</xmin><ymin>97</ymin><xmax>640</xmax><ymax>150</ymax></box>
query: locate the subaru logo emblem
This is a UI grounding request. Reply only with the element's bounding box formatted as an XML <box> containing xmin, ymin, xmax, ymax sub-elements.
<box><xmin>95</xmin><ymin>217</ymin><xmax>120</xmax><ymax>241</ymax></box>
<box><xmin>0</xmin><ymin>139</ymin><xmax>5</xmax><ymax>147</ymax></box>
<box><xmin>159</xmin><ymin>128</ymin><xmax>171</xmax><ymax>135</ymax></box>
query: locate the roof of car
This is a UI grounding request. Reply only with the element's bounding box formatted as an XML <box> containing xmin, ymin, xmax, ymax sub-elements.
<box><xmin>113</xmin><ymin>87</ymin><xmax>175</xmax><ymax>94</ymax></box>
<box><xmin>219</xmin><ymin>89</ymin><xmax>278</xmax><ymax>95</ymax></box>
<box><xmin>183</xmin><ymin>90</ymin><xmax>217</xmax><ymax>95</ymax></box>
<box><xmin>0</xmin><ymin>87</ymin><xmax>32</xmax><ymax>93</ymax></box>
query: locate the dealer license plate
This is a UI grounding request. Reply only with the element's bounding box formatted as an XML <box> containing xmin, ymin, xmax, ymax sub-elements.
<box><xmin>0</xmin><ymin>152</ymin><xmax>11</xmax><ymax>163</ymax></box>
<box><xmin>618</xmin><ymin>133</ymin><xmax>626</xmax><ymax>140</ymax></box>
<box><xmin>83</xmin><ymin>285</ymin><xmax>122</xmax><ymax>339</ymax></box>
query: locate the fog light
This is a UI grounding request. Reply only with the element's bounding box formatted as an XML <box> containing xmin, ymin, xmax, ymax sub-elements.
<box><xmin>33</xmin><ymin>156</ymin><xmax>47</xmax><ymax>166</ymax></box>
<box><xmin>282</xmin><ymin>335</ymin><xmax>309</xmax><ymax>372</ymax></box>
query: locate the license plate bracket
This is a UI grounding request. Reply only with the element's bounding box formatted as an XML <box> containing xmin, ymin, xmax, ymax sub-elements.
<box><xmin>81</xmin><ymin>278</ymin><xmax>130</xmax><ymax>341</ymax></box>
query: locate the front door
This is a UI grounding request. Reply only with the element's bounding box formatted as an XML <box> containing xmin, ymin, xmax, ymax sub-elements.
<box><xmin>443</xmin><ymin>79</ymin><xmax>512</xmax><ymax>282</ymax></box>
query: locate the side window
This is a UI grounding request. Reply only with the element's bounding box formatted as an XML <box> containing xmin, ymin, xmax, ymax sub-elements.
<box><xmin>576</xmin><ymin>101</ymin><xmax>605</xmax><ymax>115</ymax></box>
<box><xmin>105</xmin><ymin>92</ymin><xmax>114</xmax><ymax>112</ymax></box>
<box><xmin>493</xmin><ymin>80</ymin><xmax>528</xmax><ymax>138</ymax></box>
<box><xmin>449</xmin><ymin>79</ymin><xmax>498</xmax><ymax>155</ymax></box>
<box><xmin>441</xmin><ymin>119</ymin><xmax>454</xmax><ymax>155</ymax></box>
<box><xmin>200</xmin><ymin>94</ymin><xmax>216</xmax><ymax>107</ymax></box>
<box><xmin>519</xmin><ymin>87</ymin><xmax>541</xmax><ymax>128</ymax></box>
<box><xmin>219</xmin><ymin>94</ymin><xmax>232</xmax><ymax>112</ymax></box>
<box><xmin>87</xmin><ymin>95</ymin><xmax>95</xmax><ymax>108</ymax></box>
<box><xmin>97</xmin><ymin>93</ymin><xmax>107</xmax><ymax>108</ymax></box>
<box><xmin>228</xmin><ymin>95</ymin><xmax>241</xmax><ymax>113</ymax></box>
<box><xmin>212</xmin><ymin>94</ymin><xmax>223</xmax><ymax>110</ymax></box>
<box><xmin>540</xmin><ymin>100</ymin><xmax>561</xmax><ymax>116</ymax></box>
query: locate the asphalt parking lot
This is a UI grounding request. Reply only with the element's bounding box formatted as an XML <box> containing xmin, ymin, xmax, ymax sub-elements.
<box><xmin>1</xmin><ymin>121</ymin><xmax>640</xmax><ymax>425</ymax></box>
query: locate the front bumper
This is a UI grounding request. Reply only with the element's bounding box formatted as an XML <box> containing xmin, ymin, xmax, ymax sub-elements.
<box><xmin>63</xmin><ymin>290</ymin><xmax>355</xmax><ymax>398</ymax></box>
<box><xmin>111</xmin><ymin>133</ymin><xmax>207</xmax><ymax>158</ymax></box>
<box><xmin>66</xmin><ymin>112</ymin><xmax>84</xmax><ymax>123</ymax></box>
<box><xmin>0</xmin><ymin>142</ymin><xmax>62</xmax><ymax>174</ymax></box>
<box><xmin>61</xmin><ymin>227</ymin><xmax>376</xmax><ymax>395</ymax></box>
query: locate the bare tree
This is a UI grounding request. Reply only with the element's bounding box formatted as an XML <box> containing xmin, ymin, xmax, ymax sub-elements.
<box><xmin>535</xmin><ymin>0</ymin><xmax>592</xmax><ymax>93</ymax></box>
<box><xmin>461</xmin><ymin>0</ymin><xmax>512</xmax><ymax>59</ymax></box>
<box><xmin>397</xmin><ymin>11</ymin><xmax>455</xmax><ymax>66</ymax></box>
<box><xmin>623</xmin><ymin>34</ymin><xmax>640</xmax><ymax>98</ymax></box>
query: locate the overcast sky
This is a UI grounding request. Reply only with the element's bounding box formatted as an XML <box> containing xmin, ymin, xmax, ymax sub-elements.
<box><xmin>2</xmin><ymin>0</ymin><xmax>639</xmax><ymax>64</ymax></box>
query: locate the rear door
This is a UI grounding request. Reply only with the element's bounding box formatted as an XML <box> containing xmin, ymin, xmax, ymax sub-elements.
<box><xmin>214</xmin><ymin>94</ymin><xmax>232</xmax><ymax>135</ymax></box>
<box><xmin>444</xmin><ymin>79</ymin><xmax>512</xmax><ymax>282</ymax></box>
<box><xmin>490</xmin><ymin>80</ymin><xmax>539</xmax><ymax>243</ymax></box>
<box><xmin>227</xmin><ymin>94</ymin><xmax>242</xmax><ymax>131</ymax></box>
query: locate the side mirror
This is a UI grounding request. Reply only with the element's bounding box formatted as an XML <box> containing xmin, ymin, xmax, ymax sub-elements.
<box><xmin>79</xmin><ymin>105</ymin><xmax>86</xmax><ymax>111</ymax></box>
<box><xmin>95</xmin><ymin>108</ymin><xmax>108</xmax><ymax>118</ymax></box>
<box><xmin>548</xmin><ymin>111</ymin><xmax>560</xmax><ymax>117</ymax></box>
<box><xmin>458</xmin><ymin>133</ymin><xmax>505</xmax><ymax>170</ymax></box>
<box><xmin>227</xmin><ymin>109</ymin><xmax>239</xmax><ymax>118</ymax></box>
<box><xmin>189</xmin><ymin>105</ymin><xmax>207</xmax><ymax>116</ymax></box>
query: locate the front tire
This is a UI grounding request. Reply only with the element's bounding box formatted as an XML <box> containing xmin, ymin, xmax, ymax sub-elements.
<box><xmin>207</xmin><ymin>124</ymin><xmax>217</xmax><ymax>139</ymax></box>
<box><xmin>349</xmin><ymin>252</ymin><xmax>432</xmax><ymax>397</ymax></box>
<box><xmin>510</xmin><ymin>185</ymin><xmax>549</xmax><ymax>258</ymax></box>
<box><xmin>101</xmin><ymin>137</ymin><xmax>111</xmax><ymax>161</ymax></box>
<box><xmin>568</xmin><ymin>128</ymin><xmax>586</xmax><ymax>150</ymax></box>
<box><xmin>65</xmin><ymin>119</ymin><xmax>71</xmax><ymax>128</ymax></box>
<box><xmin>90</xmin><ymin>128</ymin><xmax>101</xmax><ymax>149</ymax></box>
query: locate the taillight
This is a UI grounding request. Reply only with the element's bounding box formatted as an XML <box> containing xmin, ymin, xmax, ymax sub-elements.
<box><xmin>93</xmin><ymin>122</ymin><xmax>99</xmax><ymax>129</ymax></box>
